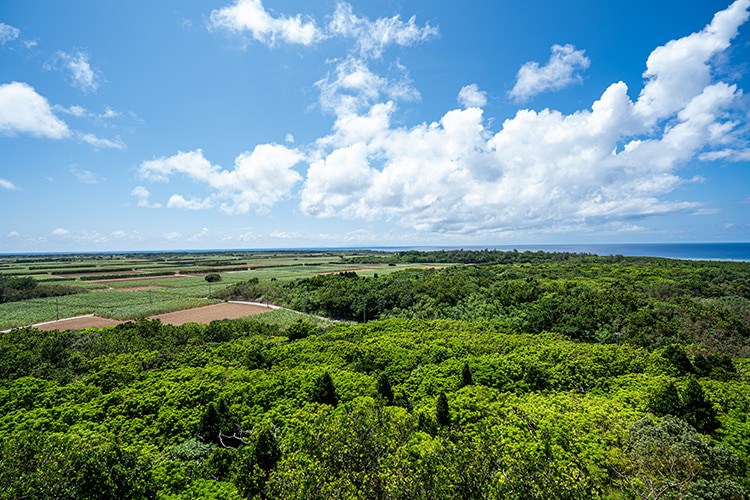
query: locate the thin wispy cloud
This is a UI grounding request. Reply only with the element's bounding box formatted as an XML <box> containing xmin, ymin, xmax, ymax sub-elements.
<box><xmin>69</xmin><ymin>166</ymin><xmax>102</xmax><ymax>184</ymax></box>
<box><xmin>0</xmin><ymin>178</ymin><xmax>21</xmax><ymax>191</ymax></box>
<box><xmin>0</xmin><ymin>23</ymin><xmax>20</xmax><ymax>45</ymax></box>
<box><xmin>328</xmin><ymin>2</ymin><xmax>438</xmax><ymax>59</ymax></box>
<box><xmin>76</xmin><ymin>132</ymin><xmax>126</xmax><ymax>150</ymax></box>
<box><xmin>47</xmin><ymin>49</ymin><xmax>102</xmax><ymax>93</ymax></box>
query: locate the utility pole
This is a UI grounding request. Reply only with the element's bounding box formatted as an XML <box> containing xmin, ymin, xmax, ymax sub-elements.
<box><xmin>363</xmin><ymin>296</ymin><xmax>367</xmax><ymax>323</ymax></box>
<box><xmin>56</xmin><ymin>297</ymin><xmax>59</xmax><ymax>321</ymax></box>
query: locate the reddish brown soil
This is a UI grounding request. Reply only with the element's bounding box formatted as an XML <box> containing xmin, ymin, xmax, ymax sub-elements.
<box><xmin>28</xmin><ymin>302</ymin><xmax>275</xmax><ymax>331</ymax></box>
<box><xmin>34</xmin><ymin>316</ymin><xmax>123</xmax><ymax>331</ymax></box>
<box><xmin>149</xmin><ymin>302</ymin><xmax>273</xmax><ymax>326</ymax></box>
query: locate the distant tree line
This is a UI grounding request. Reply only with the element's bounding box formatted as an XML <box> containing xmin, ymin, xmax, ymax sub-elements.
<box><xmin>0</xmin><ymin>275</ymin><xmax>86</xmax><ymax>304</ymax></box>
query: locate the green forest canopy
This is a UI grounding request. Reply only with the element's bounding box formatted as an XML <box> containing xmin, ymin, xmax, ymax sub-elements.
<box><xmin>1</xmin><ymin>250</ymin><xmax>749</xmax><ymax>499</ymax></box>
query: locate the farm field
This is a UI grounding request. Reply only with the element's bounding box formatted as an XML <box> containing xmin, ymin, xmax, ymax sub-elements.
<box><xmin>1</xmin><ymin>249</ymin><xmax>749</xmax><ymax>498</ymax></box>
<box><xmin>27</xmin><ymin>302</ymin><xmax>282</xmax><ymax>331</ymax></box>
<box><xmin>0</xmin><ymin>251</ymin><xmax>434</xmax><ymax>330</ymax></box>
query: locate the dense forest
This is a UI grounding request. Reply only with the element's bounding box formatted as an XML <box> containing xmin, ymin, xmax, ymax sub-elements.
<box><xmin>1</xmin><ymin>251</ymin><xmax>749</xmax><ymax>499</ymax></box>
<box><xmin>218</xmin><ymin>253</ymin><xmax>750</xmax><ymax>356</ymax></box>
<box><xmin>0</xmin><ymin>275</ymin><xmax>86</xmax><ymax>304</ymax></box>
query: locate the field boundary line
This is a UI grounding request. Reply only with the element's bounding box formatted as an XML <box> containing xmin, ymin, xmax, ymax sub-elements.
<box><xmin>227</xmin><ymin>300</ymin><xmax>281</xmax><ymax>309</ymax></box>
<box><xmin>1</xmin><ymin>314</ymin><xmax>96</xmax><ymax>333</ymax></box>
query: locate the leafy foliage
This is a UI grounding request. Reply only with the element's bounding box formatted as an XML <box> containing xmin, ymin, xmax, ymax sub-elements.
<box><xmin>0</xmin><ymin>250</ymin><xmax>749</xmax><ymax>498</ymax></box>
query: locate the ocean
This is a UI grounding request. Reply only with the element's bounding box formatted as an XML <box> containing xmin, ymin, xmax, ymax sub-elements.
<box><xmin>4</xmin><ymin>243</ymin><xmax>749</xmax><ymax>262</ymax></box>
<box><xmin>378</xmin><ymin>243</ymin><xmax>750</xmax><ymax>262</ymax></box>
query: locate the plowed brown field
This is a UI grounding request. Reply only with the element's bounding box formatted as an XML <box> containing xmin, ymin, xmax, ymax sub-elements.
<box><xmin>30</xmin><ymin>302</ymin><xmax>274</xmax><ymax>331</ymax></box>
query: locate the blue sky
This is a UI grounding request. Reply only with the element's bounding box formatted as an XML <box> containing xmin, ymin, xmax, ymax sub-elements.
<box><xmin>1</xmin><ymin>0</ymin><xmax>749</xmax><ymax>252</ymax></box>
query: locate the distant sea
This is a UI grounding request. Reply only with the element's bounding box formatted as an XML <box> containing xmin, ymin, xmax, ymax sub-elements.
<box><xmin>4</xmin><ymin>243</ymin><xmax>750</xmax><ymax>262</ymax></box>
<box><xmin>374</xmin><ymin>243</ymin><xmax>750</xmax><ymax>262</ymax></box>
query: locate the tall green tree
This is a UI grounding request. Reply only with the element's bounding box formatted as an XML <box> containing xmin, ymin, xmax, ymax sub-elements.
<box><xmin>376</xmin><ymin>373</ymin><xmax>394</xmax><ymax>405</ymax></box>
<box><xmin>681</xmin><ymin>377</ymin><xmax>719</xmax><ymax>434</ymax></box>
<box><xmin>648</xmin><ymin>381</ymin><xmax>681</xmax><ymax>417</ymax></box>
<box><xmin>311</xmin><ymin>371</ymin><xmax>339</xmax><ymax>407</ymax></box>
<box><xmin>460</xmin><ymin>362</ymin><xmax>473</xmax><ymax>388</ymax></box>
<box><xmin>435</xmin><ymin>392</ymin><xmax>450</xmax><ymax>427</ymax></box>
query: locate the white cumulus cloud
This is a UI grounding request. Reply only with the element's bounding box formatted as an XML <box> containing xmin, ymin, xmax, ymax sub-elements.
<box><xmin>208</xmin><ymin>1</ymin><xmax>438</xmax><ymax>58</ymax></box>
<box><xmin>139</xmin><ymin>145</ymin><xmax>304</xmax><ymax>214</ymax></box>
<box><xmin>131</xmin><ymin>186</ymin><xmax>162</xmax><ymax>208</ymax></box>
<box><xmin>0</xmin><ymin>82</ymin><xmax>70</xmax><ymax>138</ymax></box>
<box><xmin>634</xmin><ymin>0</ymin><xmax>750</xmax><ymax>125</ymax></box>
<box><xmin>509</xmin><ymin>44</ymin><xmax>591</xmax><ymax>102</ymax></box>
<box><xmin>458</xmin><ymin>84</ymin><xmax>487</xmax><ymax>108</ymax></box>
<box><xmin>316</xmin><ymin>56</ymin><xmax>419</xmax><ymax>118</ymax></box>
<box><xmin>299</xmin><ymin>0</ymin><xmax>750</xmax><ymax>236</ymax></box>
<box><xmin>167</xmin><ymin>195</ymin><xmax>215</xmax><ymax>211</ymax></box>
<box><xmin>208</xmin><ymin>0</ymin><xmax>321</xmax><ymax>46</ymax></box>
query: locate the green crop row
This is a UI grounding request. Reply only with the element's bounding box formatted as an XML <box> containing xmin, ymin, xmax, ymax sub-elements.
<box><xmin>0</xmin><ymin>290</ymin><xmax>214</xmax><ymax>329</ymax></box>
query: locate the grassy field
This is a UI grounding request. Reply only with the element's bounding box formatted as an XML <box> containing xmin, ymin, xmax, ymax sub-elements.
<box><xmin>0</xmin><ymin>250</ymin><xmax>431</xmax><ymax>329</ymax></box>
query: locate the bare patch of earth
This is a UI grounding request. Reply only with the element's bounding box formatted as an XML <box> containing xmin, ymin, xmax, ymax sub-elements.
<box><xmin>26</xmin><ymin>302</ymin><xmax>274</xmax><ymax>331</ymax></box>
<box><xmin>33</xmin><ymin>316</ymin><xmax>123</xmax><ymax>331</ymax></box>
<box><xmin>150</xmin><ymin>302</ymin><xmax>273</xmax><ymax>326</ymax></box>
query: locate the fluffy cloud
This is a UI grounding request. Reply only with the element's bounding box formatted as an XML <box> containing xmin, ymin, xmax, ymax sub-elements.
<box><xmin>634</xmin><ymin>0</ymin><xmax>750</xmax><ymax>125</ymax></box>
<box><xmin>167</xmin><ymin>195</ymin><xmax>215</xmax><ymax>211</ymax></box>
<box><xmin>131</xmin><ymin>186</ymin><xmax>162</xmax><ymax>208</ymax></box>
<box><xmin>208</xmin><ymin>1</ymin><xmax>438</xmax><ymax>58</ymax></box>
<box><xmin>457</xmin><ymin>84</ymin><xmax>487</xmax><ymax>108</ymax></box>
<box><xmin>316</xmin><ymin>57</ymin><xmax>419</xmax><ymax>118</ymax></box>
<box><xmin>300</xmin><ymin>0</ymin><xmax>750</xmax><ymax>235</ymax></box>
<box><xmin>0</xmin><ymin>82</ymin><xmax>70</xmax><ymax>138</ymax></box>
<box><xmin>48</xmin><ymin>50</ymin><xmax>102</xmax><ymax>93</ymax></box>
<box><xmin>208</xmin><ymin>0</ymin><xmax>321</xmax><ymax>46</ymax></box>
<box><xmin>328</xmin><ymin>3</ymin><xmax>438</xmax><ymax>59</ymax></box>
<box><xmin>189</xmin><ymin>227</ymin><xmax>210</xmax><ymax>241</ymax></box>
<box><xmin>509</xmin><ymin>44</ymin><xmax>590</xmax><ymax>102</ymax></box>
<box><xmin>139</xmin><ymin>145</ymin><xmax>304</xmax><ymax>214</ymax></box>
<box><xmin>0</xmin><ymin>178</ymin><xmax>20</xmax><ymax>191</ymax></box>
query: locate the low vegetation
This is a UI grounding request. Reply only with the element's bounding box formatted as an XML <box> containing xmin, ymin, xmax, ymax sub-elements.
<box><xmin>0</xmin><ymin>250</ymin><xmax>748</xmax><ymax>499</ymax></box>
